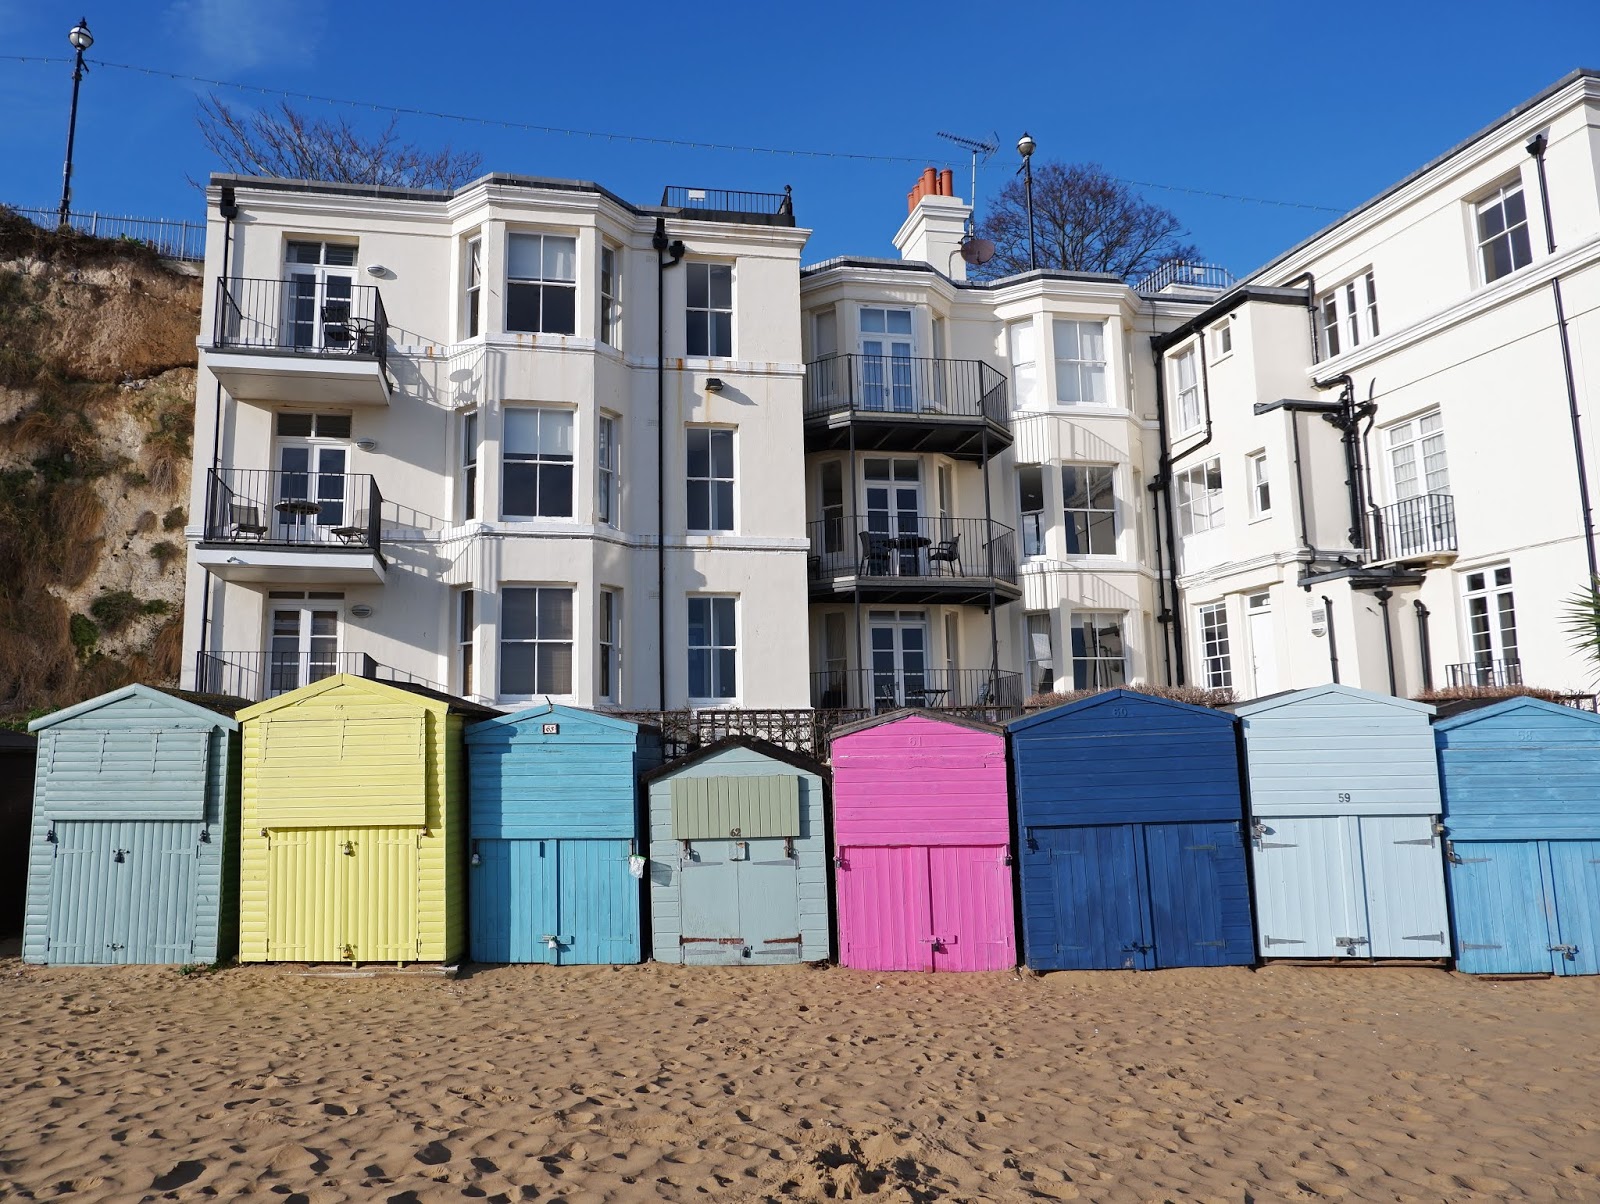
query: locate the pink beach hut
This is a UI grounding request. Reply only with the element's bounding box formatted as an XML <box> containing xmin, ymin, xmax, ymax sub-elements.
<box><xmin>829</xmin><ymin>710</ymin><xmax>1016</xmax><ymax>971</ymax></box>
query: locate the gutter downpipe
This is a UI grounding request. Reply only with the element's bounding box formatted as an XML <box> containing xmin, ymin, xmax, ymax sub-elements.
<box><xmin>1150</xmin><ymin>341</ymin><xmax>1185</xmax><ymax>684</ymax></box>
<box><xmin>1527</xmin><ymin>132</ymin><xmax>1599</xmax><ymax>585</ymax></box>
<box><xmin>1148</xmin><ymin>476</ymin><xmax>1172</xmax><ymax>685</ymax></box>
<box><xmin>653</xmin><ymin>218</ymin><xmax>686</xmax><ymax>711</ymax></box>
<box><xmin>199</xmin><ymin>186</ymin><xmax>238</xmax><ymax>690</ymax></box>
<box><xmin>1283</xmin><ymin>271</ymin><xmax>1319</xmax><ymax>365</ymax></box>
<box><xmin>1413</xmin><ymin>600</ymin><xmax>1433</xmax><ymax>692</ymax></box>
<box><xmin>1373</xmin><ymin>585</ymin><xmax>1398</xmax><ymax>696</ymax></box>
<box><xmin>1322</xmin><ymin>594</ymin><xmax>1340</xmax><ymax>684</ymax></box>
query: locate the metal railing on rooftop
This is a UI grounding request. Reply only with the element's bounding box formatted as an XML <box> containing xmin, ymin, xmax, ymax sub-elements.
<box><xmin>1133</xmin><ymin>261</ymin><xmax>1236</xmax><ymax>293</ymax></box>
<box><xmin>803</xmin><ymin>354</ymin><xmax>1009</xmax><ymax>426</ymax></box>
<box><xmin>8</xmin><ymin>205</ymin><xmax>206</xmax><ymax>261</ymax></box>
<box><xmin>660</xmin><ymin>186</ymin><xmax>795</xmax><ymax>225</ymax></box>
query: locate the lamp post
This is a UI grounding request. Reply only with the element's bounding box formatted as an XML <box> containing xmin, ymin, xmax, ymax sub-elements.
<box><xmin>1017</xmin><ymin>131</ymin><xmax>1037</xmax><ymax>271</ymax></box>
<box><xmin>58</xmin><ymin>17</ymin><xmax>94</xmax><ymax>230</ymax></box>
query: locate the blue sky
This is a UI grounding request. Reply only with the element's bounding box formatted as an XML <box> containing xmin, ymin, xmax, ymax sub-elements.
<box><xmin>3</xmin><ymin>2</ymin><xmax>1598</xmax><ymax>275</ymax></box>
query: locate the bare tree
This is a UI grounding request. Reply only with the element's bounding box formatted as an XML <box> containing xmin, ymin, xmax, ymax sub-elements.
<box><xmin>196</xmin><ymin>96</ymin><xmax>483</xmax><ymax>190</ymax></box>
<box><xmin>974</xmin><ymin>161</ymin><xmax>1201</xmax><ymax>281</ymax></box>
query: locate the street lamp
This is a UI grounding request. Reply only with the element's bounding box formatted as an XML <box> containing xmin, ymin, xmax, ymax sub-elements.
<box><xmin>1016</xmin><ymin>132</ymin><xmax>1038</xmax><ymax>271</ymax></box>
<box><xmin>58</xmin><ymin>17</ymin><xmax>94</xmax><ymax>230</ymax></box>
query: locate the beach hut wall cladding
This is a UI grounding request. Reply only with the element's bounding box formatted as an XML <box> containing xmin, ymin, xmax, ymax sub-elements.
<box><xmin>1</xmin><ymin>730</ymin><xmax>39</xmax><ymax>939</ymax></box>
<box><xmin>465</xmin><ymin>704</ymin><xmax>661</xmax><ymax>964</ymax></box>
<box><xmin>238</xmin><ymin>675</ymin><xmax>493</xmax><ymax>964</ymax></box>
<box><xmin>645</xmin><ymin>738</ymin><xmax>830</xmax><ymax>965</ymax></box>
<box><xmin>1007</xmin><ymin>690</ymin><xmax>1254</xmax><ymax>970</ymax></box>
<box><xmin>23</xmin><ymin>686</ymin><xmax>242</xmax><ymax>965</ymax></box>
<box><xmin>830</xmin><ymin>711</ymin><xmax>1016</xmax><ymax>971</ymax></box>
<box><xmin>1233</xmin><ymin>684</ymin><xmax>1449</xmax><ymax>960</ymax></box>
<box><xmin>1434</xmin><ymin>697</ymin><xmax>1600</xmax><ymax>976</ymax></box>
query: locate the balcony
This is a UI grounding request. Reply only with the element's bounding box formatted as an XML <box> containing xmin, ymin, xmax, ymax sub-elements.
<box><xmin>207</xmin><ymin>277</ymin><xmax>391</xmax><ymax>405</ymax></box>
<box><xmin>1446</xmin><ymin>659</ymin><xmax>1522</xmax><ymax>688</ymax></box>
<box><xmin>1132</xmin><ymin>261</ymin><xmax>1237</xmax><ymax>294</ymax></box>
<box><xmin>803</xmin><ymin>354</ymin><xmax>1011</xmax><ymax>460</ymax></box>
<box><xmin>195</xmin><ymin>651</ymin><xmax>438</xmax><ymax>702</ymax></box>
<box><xmin>194</xmin><ymin>468</ymin><xmax>385</xmax><ymax>584</ymax></box>
<box><xmin>807</xmin><ymin>515</ymin><xmax>1020</xmax><ymax>605</ymax></box>
<box><xmin>811</xmin><ymin>668</ymin><xmax>1024</xmax><ymax>712</ymax></box>
<box><xmin>660</xmin><ymin>185</ymin><xmax>796</xmax><ymax>227</ymax></box>
<box><xmin>1366</xmin><ymin>493</ymin><xmax>1458</xmax><ymax>565</ymax></box>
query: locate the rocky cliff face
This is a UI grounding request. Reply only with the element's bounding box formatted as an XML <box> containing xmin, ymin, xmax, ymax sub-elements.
<box><xmin>0</xmin><ymin>211</ymin><xmax>201</xmax><ymax>723</ymax></box>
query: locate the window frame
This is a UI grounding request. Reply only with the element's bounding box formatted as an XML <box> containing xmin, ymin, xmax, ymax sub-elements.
<box><xmin>1173</xmin><ymin>346</ymin><xmax>1201</xmax><ymax>432</ymax></box>
<box><xmin>1212</xmin><ymin>318</ymin><xmax>1233</xmax><ymax>359</ymax></box>
<box><xmin>464</xmin><ymin>235</ymin><xmax>483</xmax><ymax>339</ymax></box>
<box><xmin>501</xmin><ymin>406</ymin><xmax>575</xmax><ymax>520</ymax></box>
<box><xmin>1071</xmin><ymin>611</ymin><xmax>1128</xmax><ymax>691</ymax></box>
<box><xmin>1317</xmin><ymin>270</ymin><xmax>1380</xmax><ymax>358</ymax></box>
<box><xmin>686</xmin><ymin>594</ymin><xmax>737</xmax><ymax>702</ymax></box>
<box><xmin>1061</xmin><ymin>464</ymin><xmax>1117</xmax><ymax>556</ymax></box>
<box><xmin>598</xmin><ymin>587</ymin><xmax>620</xmax><ymax>703</ymax></box>
<box><xmin>1386</xmin><ymin>410</ymin><xmax>1449</xmax><ymax>502</ymax></box>
<box><xmin>1462</xmin><ymin>564</ymin><xmax>1518</xmax><ymax>675</ymax></box>
<box><xmin>1197</xmin><ymin>601</ymin><xmax>1232</xmax><ymax>688</ymax></box>
<box><xmin>599</xmin><ymin>243</ymin><xmax>620</xmax><ymax>346</ymax></box>
<box><xmin>597</xmin><ymin>413</ymin><xmax>617</xmax><ymax>527</ymax></box>
<box><xmin>498</xmin><ymin>584</ymin><xmax>575</xmax><ymax>699</ymax></box>
<box><xmin>1017</xmin><ymin>464</ymin><xmax>1046</xmax><ymax>557</ymax></box>
<box><xmin>505</xmin><ymin>231</ymin><xmax>578</xmax><ymax>336</ymax></box>
<box><xmin>1025</xmin><ymin>612</ymin><xmax>1055</xmax><ymax>695</ymax></box>
<box><xmin>1248</xmin><ymin>450</ymin><xmax>1271</xmax><ymax>519</ymax></box>
<box><xmin>1475</xmin><ymin>179</ymin><xmax>1534</xmax><ymax>285</ymax></box>
<box><xmin>1176</xmin><ymin>458</ymin><xmax>1225</xmax><ymax>535</ymax></box>
<box><xmin>1052</xmin><ymin>318</ymin><xmax>1108</xmax><ymax>405</ymax></box>
<box><xmin>685</xmin><ymin>426</ymin><xmax>735</xmax><ymax>533</ymax></box>
<box><xmin>685</xmin><ymin>261</ymin><xmax>734</xmax><ymax>358</ymax></box>
<box><xmin>1008</xmin><ymin>318</ymin><xmax>1039</xmax><ymax>408</ymax></box>
<box><xmin>456</xmin><ymin>588</ymin><xmax>475</xmax><ymax>697</ymax></box>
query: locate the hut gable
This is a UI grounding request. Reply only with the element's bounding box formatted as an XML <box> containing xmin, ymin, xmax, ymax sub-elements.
<box><xmin>830</xmin><ymin>711</ymin><xmax>1007</xmax><ymax>847</ymax></box>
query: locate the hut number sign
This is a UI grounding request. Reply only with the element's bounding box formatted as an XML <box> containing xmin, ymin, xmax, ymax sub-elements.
<box><xmin>542</xmin><ymin>723</ymin><xmax>560</xmax><ymax>735</ymax></box>
<box><xmin>1336</xmin><ymin>792</ymin><xmax>1352</xmax><ymax>803</ymax></box>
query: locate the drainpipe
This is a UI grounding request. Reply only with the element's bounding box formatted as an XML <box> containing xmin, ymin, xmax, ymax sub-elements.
<box><xmin>1289</xmin><ymin>409</ymin><xmax>1311</xmax><ymax>553</ymax></box>
<box><xmin>1161</xmin><ymin>332</ymin><xmax>1218</xmax><ymax>684</ymax></box>
<box><xmin>1373</xmin><ymin>585</ymin><xmax>1398</xmax><ymax>696</ymax></box>
<box><xmin>1322</xmin><ymin>595</ymin><xmax>1340</xmax><ymax>684</ymax></box>
<box><xmin>982</xmin><ymin>418</ymin><xmax>1000</xmax><ymax>706</ymax></box>
<box><xmin>653</xmin><ymin>218</ymin><xmax>686</xmax><ymax>711</ymax></box>
<box><xmin>1527</xmin><ymin>133</ymin><xmax>1599</xmax><ymax>585</ymax></box>
<box><xmin>1148</xmin><ymin>477</ymin><xmax>1172</xmax><ymax>685</ymax></box>
<box><xmin>199</xmin><ymin>185</ymin><xmax>238</xmax><ymax>689</ymax></box>
<box><xmin>1282</xmin><ymin>271</ymin><xmax>1319</xmax><ymax>365</ymax></box>
<box><xmin>1413</xmin><ymin>600</ymin><xmax>1433</xmax><ymax>692</ymax></box>
<box><xmin>1314</xmin><ymin>373</ymin><xmax>1367</xmax><ymax>552</ymax></box>
<box><xmin>1150</xmin><ymin>342</ymin><xmax>1186</xmax><ymax>684</ymax></box>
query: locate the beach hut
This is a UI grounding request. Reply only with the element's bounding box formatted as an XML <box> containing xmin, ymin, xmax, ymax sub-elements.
<box><xmin>829</xmin><ymin>710</ymin><xmax>1015</xmax><ymax>971</ymax></box>
<box><xmin>1008</xmin><ymin>690</ymin><xmax>1253</xmax><ymax>970</ymax></box>
<box><xmin>1434</xmin><ymin>697</ymin><xmax>1600</xmax><ymax>976</ymax></box>
<box><xmin>23</xmin><ymin>686</ymin><xmax>242</xmax><ymax>965</ymax></box>
<box><xmin>1232</xmin><ymin>684</ymin><xmax>1448</xmax><ymax>960</ymax></box>
<box><xmin>1</xmin><ymin>730</ymin><xmax>38</xmax><ymax>939</ymax></box>
<box><xmin>644</xmin><ymin>737</ymin><xmax>830</xmax><ymax>965</ymax></box>
<box><xmin>465</xmin><ymin>703</ymin><xmax>660</xmax><ymax>964</ymax></box>
<box><xmin>238</xmin><ymin>675</ymin><xmax>494</xmax><ymax>964</ymax></box>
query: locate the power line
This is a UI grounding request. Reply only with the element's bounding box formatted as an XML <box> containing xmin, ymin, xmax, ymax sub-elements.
<box><xmin>1</xmin><ymin>53</ymin><xmax>1347</xmax><ymax>214</ymax></box>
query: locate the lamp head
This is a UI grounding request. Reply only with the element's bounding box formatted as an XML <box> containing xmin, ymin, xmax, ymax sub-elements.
<box><xmin>1016</xmin><ymin>132</ymin><xmax>1036</xmax><ymax>160</ymax></box>
<box><xmin>68</xmin><ymin>18</ymin><xmax>93</xmax><ymax>51</ymax></box>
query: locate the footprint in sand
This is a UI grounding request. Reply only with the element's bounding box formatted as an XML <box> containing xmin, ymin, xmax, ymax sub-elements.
<box><xmin>415</xmin><ymin>1141</ymin><xmax>452</xmax><ymax>1166</ymax></box>
<box><xmin>150</xmin><ymin>1160</ymin><xmax>206</xmax><ymax>1190</ymax></box>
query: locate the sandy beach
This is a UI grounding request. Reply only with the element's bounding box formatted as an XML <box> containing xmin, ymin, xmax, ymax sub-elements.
<box><xmin>1</xmin><ymin>952</ymin><xmax>1598</xmax><ymax>1203</ymax></box>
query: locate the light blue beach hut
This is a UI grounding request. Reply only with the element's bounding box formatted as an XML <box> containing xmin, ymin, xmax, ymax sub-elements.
<box><xmin>23</xmin><ymin>685</ymin><xmax>243</xmax><ymax>965</ymax></box>
<box><xmin>1435</xmin><ymin>696</ymin><xmax>1600</xmax><ymax>976</ymax></box>
<box><xmin>644</xmin><ymin>737</ymin><xmax>831</xmax><ymax>965</ymax></box>
<box><xmin>465</xmin><ymin>703</ymin><xmax>661</xmax><ymax>964</ymax></box>
<box><xmin>1232</xmin><ymin>684</ymin><xmax>1448</xmax><ymax>960</ymax></box>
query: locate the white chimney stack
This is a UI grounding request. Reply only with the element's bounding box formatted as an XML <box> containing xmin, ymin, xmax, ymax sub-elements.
<box><xmin>893</xmin><ymin>167</ymin><xmax>975</xmax><ymax>281</ymax></box>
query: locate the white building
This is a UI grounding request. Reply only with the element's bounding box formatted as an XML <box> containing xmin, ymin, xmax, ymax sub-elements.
<box><xmin>181</xmin><ymin>70</ymin><xmax>1600</xmax><ymax>712</ymax></box>
<box><xmin>181</xmin><ymin>174</ymin><xmax>812</xmax><ymax>709</ymax></box>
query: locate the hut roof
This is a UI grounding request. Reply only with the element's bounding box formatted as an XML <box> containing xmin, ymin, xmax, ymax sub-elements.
<box><xmin>30</xmin><ymin>683</ymin><xmax>245</xmax><ymax>732</ymax></box>
<box><xmin>642</xmin><ymin>735</ymin><xmax>827</xmax><ymax>784</ymax></box>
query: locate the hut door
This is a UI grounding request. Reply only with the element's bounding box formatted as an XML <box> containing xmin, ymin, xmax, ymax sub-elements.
<box><xmin>45</xmin><ymin>821</ymin><xmax>198</xmax><ymax>965</ymax></box>
<box><xmin>679</xmin><ymin>841</ymin><xmax>744</xmax><ymax>965</ymax></box>
<box><xmin>556</xmin><ymin>839</ymin><xmax>637</xmax><ymax>965</ymax></box>
<box><xmin>121</xmin><ymin>821</ymin><xmax>200</xmax><ymax>964</ymax></box>
<box><xmin>45</xmin><ymin>821</ymin><xmax>118</xmax><ymax>964</ymax></box>
<box><xmin>1039</xmin><ymin>826</ymin><xmax>1151</xmax><ymax>971</ymax></box>
<box><xmin>1251</xmin><ymin>815</ymin><xmax>1367</xmax><ymax>958</ymax></box>
<box><xmin>1546</xmin><ymin>841</ymin><xmax>1600</xmax><ymax>977</ymax></box>
<box><xmin>266</xmin><ymin>828</ymin><xmax>344</xmax><ymax>961</ymax></box>
<box><xmin>1358</xmin><ymin>815</ymin><xmax>1449</xmax><ymax>959</ymax></box>
<box><xmin>837</xmin><ymin>846</ymin><xmax>934</xmax><ymax>971</ymax></box>
<box><xmin>1449</xmin><ymin>841</ymin><xmax>1555</xmax><ymax>974</ymax></box>
<box><xmin>740</xmin><ymin>840</ymin><xmax>801</xmax><ymax>962</ymax></box>
<box><xmin>1144</xmin><ymin>821</ymin><xmax>1252</xmax><ymax>968</ymax></box>
<box><xmin>349</xmin><ymin>829</ymin><xmax>419</xmax><ymax>962</ymax></box>
<box><xmin>928</xmin><ymin>846</ymin><xmax>1016</xmax><ymax>971</ymax></box>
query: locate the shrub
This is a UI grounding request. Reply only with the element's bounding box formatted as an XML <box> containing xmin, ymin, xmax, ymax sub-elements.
<box><xmin>69</xmin><ymin>612</ymin><xmax>98</xmax><ymax>654</ymax></box>
<box><xmin>162</xmin><ymin>506</ymin><xmax>186</xmax><ymax>531</ymax></box>
<box><xmin>150</xmin><ymin>540</ymin><xmax>183</xmax><ymax>571</ymax></box>
<box><xmin>1413</xmin><ymin>684</ymin><xmax>1577</xmax><ymax>706</ymax></box>
<box><xmin>134</xmin><ymin>510</ymin><xmax>157</xmax><ymax>534</ymax></box>
<box><xmin>1025</xmin><ymin>683</ymin><xmax>1237</xmax><ymax>711</ymax></box>
<box><xmin>122</xmin><ymin>469</ymin><xmax>150</xmax><ymax>488</ymax></box>
<box><xmin>88</xmin><ymin>591</ymin><xmax>146</xmax><ymax>634</ymax></box>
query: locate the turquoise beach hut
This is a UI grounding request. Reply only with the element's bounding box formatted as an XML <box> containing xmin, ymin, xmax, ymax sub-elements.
<box><xmin>23</xmin><ymin>685</ymin><xmax>243</xmax><ymax>965</ymax></box>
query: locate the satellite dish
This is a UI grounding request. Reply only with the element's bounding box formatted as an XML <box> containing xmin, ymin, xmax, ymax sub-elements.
<box><xmin>959</xmin><ymin>236</ymin><xmax>996</xmax><ymax>267</ymax></box>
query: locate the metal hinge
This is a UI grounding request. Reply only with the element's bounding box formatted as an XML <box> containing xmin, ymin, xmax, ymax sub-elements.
<box><xmin>1394</xmin><ymin>836</ymin><xmax>1436</xmax><ymax>846</ymax></box>
<box><xmin>1263</xmin><ymin>936</ymin><xmax>1304</xmax><ymax>947</ymax></box>
<box><xmin>1402</xmin><ymin>932</ymin><xmax>1446</xmax><ymax>944</ymax></box>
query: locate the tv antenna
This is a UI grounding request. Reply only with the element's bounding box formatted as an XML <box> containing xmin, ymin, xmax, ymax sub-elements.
<box><xmin>936</xmin><ymin>131</ymin><xmax>1000</xmax><ymax>267</ymax></box>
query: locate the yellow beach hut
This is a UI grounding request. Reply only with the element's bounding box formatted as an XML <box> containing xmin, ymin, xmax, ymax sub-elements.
<box><xmin>237</xmin><ymin>675</ymin><xmax>495</xmax><ymax>964</ymax></box>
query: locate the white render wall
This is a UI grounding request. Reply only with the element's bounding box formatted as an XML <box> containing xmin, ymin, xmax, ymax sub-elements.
<box><xmin>182</xmin><ymin>175</ymin><xmax>811</xmax><ymax>709</ymax></box>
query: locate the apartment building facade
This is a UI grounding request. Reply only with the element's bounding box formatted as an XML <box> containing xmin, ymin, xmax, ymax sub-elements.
<box><xmin>180</xmin><ymin>174</ymin><xmax>812</xmax><ymax>709</ymax></box>
<box><xmin>180</xmin><ymin>70</ymin><xmax>1600</xmax><ymax>711</ymax></box>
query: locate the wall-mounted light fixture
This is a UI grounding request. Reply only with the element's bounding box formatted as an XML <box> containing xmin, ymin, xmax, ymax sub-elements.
<box><xmin>355</xmin><ymin>438</ymin><xmax>379</xmax><ymax>452</ymax></box>
<box><xmin>349</xmin><ymin>603</ymin><xmax>374</xmax><ymax>619</ymax></box>
<box><xmin>365</xmin><ymin>264</ymin><xmax>386</xmax><ymax>276</ymax></box>
<box><xmin>705</xmin><ymin>377</ymin><xmax>725</xmax><ymax>393</ymax></box>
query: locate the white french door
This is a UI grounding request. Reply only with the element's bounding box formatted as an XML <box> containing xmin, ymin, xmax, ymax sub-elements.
<box><xmin>268</xmin><ymin>606</ymin><xmax>340</xmax><ymax>695</ymax></box>
<box><xmin>860</xmin><ymin>307</ymin><xmax>915</xmax><ymax>412</ymax></box>
<box><xmin>869</xmin><ymin>610</ymin><xmax>929</xmax><ymax>711</ymax></box>
<box><xmin>284</xmin><ymin>241</ymin><xmax>358</xmax><ymax>351</ymax></box>
<box><xmin>275</xmin><ymin>443</ymin><xmax>350</xmax><ymax>541</ymax></box>
<box><xmin>864</xmin><ymin>458</ymin><xmax>923</xmax><ymax>576</ymax></box>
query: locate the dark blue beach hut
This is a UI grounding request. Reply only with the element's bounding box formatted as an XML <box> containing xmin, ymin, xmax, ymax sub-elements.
<box><xmin>1</xmin><ymin>730</ymin><xmax>39</xmax><ymax>938</ymax></box>
<box><xmin>1008</xmin><ymin>689</ymin><xmax>1254</xmax><ymax>970</ymax></box>
<box><xmin>465</xmin><ymin>704</ymin><xmax>661</xmax><ymax>964</ymax></box>
<box><xmin>1435</xmin><ymin>696</ymin><xmax>1600</xmax><ymax>976</ymax></box>
<box><xmin>23</xmin><ymin>685</ymin><xmax>243</xmax><ymax>965</ymax></box>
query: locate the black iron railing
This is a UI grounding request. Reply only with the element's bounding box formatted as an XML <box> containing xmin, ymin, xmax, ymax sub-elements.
<box><xmin>810</xmin><ymin>668</ymin><xmax>1023</xmax><ymax>712</ymax></box>
<box><xmin>803</xmin><ymin>354</ymin><xmax>1009</xmax><ymax>426</ymax></box>
<box><xmin>1368</xmin><ymin>493</ymin><xmax>1457</xmax><ymax>562</ymax></box>
<box><xmin>195</xmin><ymin>651</ymin><xmax>437</xmax><ymax>701</ymax></box>
<box><xmin>1446</xmin><ymin>659</ymin><xmax>1522</xmax><ymax>688</ymax></box>
<box><xmin>660</xmin><ymin>186</ymin><xmax>795</xmax><ymax>225</ymax></box>
<box><xmin>1132</xmin><ymin>261</ymin><xmax>1236</xmax><ymax>293</ymax></box>
<box><xmin>808</xmin><ymin>514</ymin><xmax>1017</xmax><ymax>585</ymax></box>
<box><xmin>204</xmin><ymin>468</ymin><xmax>383</xmax><ymax>556</ymax></box>
<box><xmin>213</xmin><ymin>276</ymin><xmax>388</xmax><ymax>377</ymax></box>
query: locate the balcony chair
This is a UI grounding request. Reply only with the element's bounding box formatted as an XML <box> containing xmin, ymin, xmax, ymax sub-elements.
<box><xmin>228</xmin><ymin>502</ymin><xmax>268</xmax><ymax>540</ymax></box>
<box><xmin>927</xmin><ymin>532</ymin><xmax>962</xmax><ymax>577</ymax></box>
<box><xmin>857</xmin><ymin>531</ymin><xmax>896</xmax><ymax>576</ymax></box>
<box><xmin>321</xmin><ymin>299</ymin><xmax>353</xmax><ymax>351</ymax></box>
<box><xmin>331</xmin><ymin>512</ymin><xmax>370</xmax><ymax>546</ymax></box>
